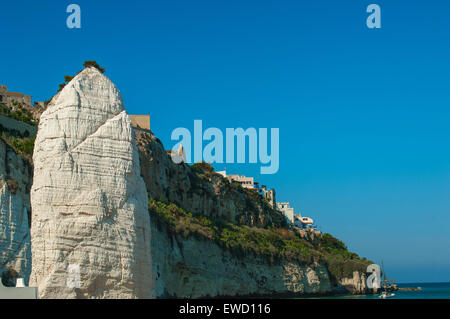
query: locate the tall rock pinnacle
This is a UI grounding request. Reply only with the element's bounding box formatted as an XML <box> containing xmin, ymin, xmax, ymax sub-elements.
<box><xmin>30</xmin><ymin>67</ymin><xmax>153</xmax><ymax>298</ymax></box>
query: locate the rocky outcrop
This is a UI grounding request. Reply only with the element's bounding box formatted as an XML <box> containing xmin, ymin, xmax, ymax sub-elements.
<box><xmin>29</xmin><ymin>68</ymin><xmax>153</xmax><ymax>298</ymax></box>
<box><xmin>151</xmin><ymin>221</ymin><xmax>332</xmax><ymax>298</ymax></box>
<box><xmin>0</xmin><ymin>66</ymin><xmax>370</xmax><ymax>299</ymax></box>
<box><xmin>137</xmin><ymin>130</ymin><xmax>369</xmax><ymax>298</ymax></box>
<box><xmin>151</xmin><ymin>222</ymin><xmax>368</xmax><ymax>297</ymax></box>
<box><xmin>335</xmin><ymin>271</ymin><xmax>368</xmax><ymax>295</ymax></box>
<box><xmin>0</xmin><ymin>139</ymin><xmax>32</xmax><ymax>286</ymax></box>
<box><xmin>136</xmin><ymin>131</ymin><xmax>285</xmax><ymax>228</ymax></box>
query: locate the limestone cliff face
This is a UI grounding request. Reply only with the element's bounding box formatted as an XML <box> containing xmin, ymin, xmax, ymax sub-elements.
<box><xmin>137</xmin><ymin>130</ymin><xmax>368</xmax><ymax>298</ymax></box>
<box><xmin>336</xmin><ymin>271</ymin><xmax>368</xmax><ymax>295</ymax></box>
<box><xmin>0</xmin><ymin>67</ymin><xmax>369</xmax><ymax>298</ymax></box>
<box><xmin>0</xmin><ymin>139</ymin><xmax>32</xmax><ymax>285</ymax></box>
<box><xmin>29</xmin><ymin>68</ymin><xmax>153</xmax><ymax>298</ymax></box>
<box><xmin>151</xmin><ymin>221</ymin><xmax>332</xmax><ymax>298</ymax></box>
<box><xmin>150</xmin><ymin>217</ymin><xmax>368</xmax><ymax>298</ymax></box>
<box><xmin>136</xmin><ymin>131</ymin><xmax>285</xmax><ymax>228</ymax></box>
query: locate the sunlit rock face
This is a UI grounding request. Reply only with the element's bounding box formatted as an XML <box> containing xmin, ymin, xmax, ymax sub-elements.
<box><xmin>30</xmin><ymin>67</ymin><xmax>153</xmax><ymax>298</ymax></box>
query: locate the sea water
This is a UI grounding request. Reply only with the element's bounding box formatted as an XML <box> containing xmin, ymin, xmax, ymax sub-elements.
<box><xmin>305</xmin><ymin>282</ymin><xmax>450</xmax><ymax>299</ymax></box>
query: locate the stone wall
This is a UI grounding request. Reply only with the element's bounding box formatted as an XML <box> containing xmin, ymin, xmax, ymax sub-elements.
<box><xmin>129</xmin><ymin>115</ymin><xmax>150</xmax><ymax>130</ymax></box>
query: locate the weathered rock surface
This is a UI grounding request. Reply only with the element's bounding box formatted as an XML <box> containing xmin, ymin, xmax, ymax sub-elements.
<box><xmin>151</xmin><ymin>221</ymin><xmax>332</xmax><ymax>298</ymax></box>
<box><xmin>136</xmin><ymin>130</ymin><xmax>286</xmax><ymax>228</ymax></box>
<box><xmin>137</xmin><ymin>130</ymin><xmax>368</xmax><ymax>298</ymax></box>
<box><xmin>0</xmin><ymin>67</ymin><xmax>369</xmax><ymax>298</ymax></box>
<box><xmin>29</xmin><ymin>67</ymin><xmax>153</xmax><ymax>298</ymax></box>
<box><xmin>0</xmin><ymin>139</ymin><xmax>32</xmax><ymax>286</ymax></box>
<box><xmin>336</xmin><ymin>270</ymin><xmax>368</xmax><ymax>295</ymax></box>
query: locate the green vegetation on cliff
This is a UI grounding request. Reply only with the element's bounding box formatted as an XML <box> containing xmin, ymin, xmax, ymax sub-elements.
<box><xmin>0</xmin><ymin>103</ymin><xmax>38</xmax><ymax>160</ymax></box>
<box><xmin>0</xmin><ymin>103</ymin><xmax>37</xmax><ymax>127</ymax></box>
<box><xmin>0</xmin><ymin>132</ymin><xmax>35</xmax><ymax>161</ymax></box>
<box><xmin>56</xmin><ymin>61</ymin><xmax>106</xmax><ymax>93</ymax></box>
<box><xmin>148</xmin><ymin>197</ymin><xmax>370</xmax><ymax>282</ymax></box>
<box><xmin>318</xmin><ymin>233</ymin><xmax>371</xmax><ymax>283</ymax></box>
<box><xmin>149</xmin><ymin>197</ymin><xmax>319</xmax><ymax>264</ymax></box>
<box><xmin>189</xmin><ymin>161</ymin><xmax>286</xmax><ymax>228</ymax></box>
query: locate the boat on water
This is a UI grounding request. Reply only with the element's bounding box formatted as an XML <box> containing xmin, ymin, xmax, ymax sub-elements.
<box><xmin>379</xmin><ymin>291</ymin><xmax>396</xmax><ymax>298</ymax></box>
<box><xmin>379</xmin><ymin>261</ymin><xmax>396</xmax><ymax>299</ymax></box>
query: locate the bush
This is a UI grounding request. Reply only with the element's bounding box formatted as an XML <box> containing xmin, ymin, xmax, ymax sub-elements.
<box><xmin>230</xmin><ymin>182</ymin><xmax>243</xmax><ymax>192</ymax></box>
<box><xmin>191</xmin><ymin>162</ymin><xmax>215</xmax><ymax>181</ymax></box>
<box><xmin>148</xmin><ymin>198</ymin><xmax>370</xmax><ymax>280</ymax></box>
<box><xmin>6</xmin><ymin>178</ymin><xmax>19</xmax><ymax>194</ymax></box>
<box><xmin>53</xmin><ymin>61</ymin><xmax>105</xmax><ymax>95</ymax></box>
<box><xmin>318</xmin><ymin>233</ymin><xmax>348</xmax><ymax>252</ymax></box>
<box><xmin>325</xmin><ymin>255</ymin><xmax>368</xmax><ymax>284</ymax></box>
<box><xmin>0</xmin><ymin>132</ymin><xmax>35</xmax><ymax>157</ymax></box>
<box><xmin>149</xmin><ymin>198</ymin><xmax>323</xmax><ymax>264</ymax></box>
<box><xmin>1</xmin><ymin>267</ymin><xmax>18</xmax><ymax>287</ymax></box>
<box><xmin>0</xmin><ymin>104</ymin><xmax>37</xmax><ymax>126</ymax></box>
<box><xmin>57</xmin><ymin>83</ymin><xmax>66</xmax><ymax>93</ymax></box>
<box><xmin>83</xmin><ymin>61</ymin><xmax>105</xmax><ymax>73</ymax></box>
<box><xmin>191</xmin><ymin>162</ymin><xmax>214</xmax><ymax>173</ymax></box>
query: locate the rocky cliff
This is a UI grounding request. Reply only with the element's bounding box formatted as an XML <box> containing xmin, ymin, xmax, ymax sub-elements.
<box><xmin>148</xmin><ymin>204</ymin><xmax>369</xmax><ymax>298</ymax></box>
<box><xmin>0</xmin><ymin>139</ymin><xmax>32</xmax><ymax>286</ymax></box>
<box><xmin>136</xmin><ymin>130</ymin><xmax>285</xmax><ymax>228</ymax></box>
<box><xmin>0</xmin><ymin>66</ymin><xmax>370</xmax><ymax>298</ymax></box>
<box><xmin>137</xmin><ymin>129</ymin><xmax>369</xmax><ymax>297</ymax></box>
<box><xmin>151</xmin><ymin>221</ymin><xmax>332</xmax><ymax>298</ymax></box>
<box><xmin>29</xmin><ymin>68</ymin><xmax>153</xmax><ymax>298</ymax></box>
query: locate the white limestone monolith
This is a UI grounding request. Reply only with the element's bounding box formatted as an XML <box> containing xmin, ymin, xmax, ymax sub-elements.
<box><xmin>30</xmin><ymin>67</ymin><xmax>153</xmax><ymax>298</ymax></box>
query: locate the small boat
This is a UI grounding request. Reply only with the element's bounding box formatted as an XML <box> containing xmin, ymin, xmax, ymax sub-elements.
<box><xmin>379</xmin><ymin>291</ymin><xmax>396</xmax><ymax>299</ymax></box>
<box><xmin>378</xmin><ymin>261</ymin><xmax>396</xmax><ymax>299</ymax></box>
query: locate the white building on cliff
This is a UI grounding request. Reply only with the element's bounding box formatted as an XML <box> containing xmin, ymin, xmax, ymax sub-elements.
<box><xmin>276</xmin><ymin>201</ymin><xmax>317</xmax><ymax>230</ymax></box>
<box><xmin>277</xmin><ymin>202</ymin><xmax>294</xmax><ymax>224</ymax></box>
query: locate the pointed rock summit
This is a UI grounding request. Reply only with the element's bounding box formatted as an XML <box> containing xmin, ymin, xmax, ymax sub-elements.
<box><xmin>30</xmin><ymin>67</ymin><xmax>153</xmax><ymax>298</ymax></box>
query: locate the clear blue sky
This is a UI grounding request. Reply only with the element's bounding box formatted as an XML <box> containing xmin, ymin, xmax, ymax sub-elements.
<box><xmin>1</xmin><ymin>0</ymin><xmax>450</xmax><ymax>283</ymax></box>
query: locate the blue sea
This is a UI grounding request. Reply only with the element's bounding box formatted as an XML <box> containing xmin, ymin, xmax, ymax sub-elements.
<box><xmin>313</xmin><ymin>282</ymin><xmax>450</xmax><ymax>299</ymax></box>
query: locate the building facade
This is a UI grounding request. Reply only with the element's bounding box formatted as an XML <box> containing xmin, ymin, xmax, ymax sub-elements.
<box><xmin>0</xmin><ymin>85</ymin><xmax>7</xmax><ymax>102</ymax></box>
<box><xmin>217</xmin><ymin>170</ymin><xmax>276</xmax><ymax>207</ymax></box>
<box><xmin>0</xmin><ymin>85</ymin><xmax>32</xmax><ymax>106</ymax></box>
<box><xmin>218</xmin><ymin>171</ymin><xmax>255</xmax><ymax>189</ymax></box>
<box><xmin>276</xmin><ymin>202</ymin><xmax>295</xmax><ymax>224</ymax></box>
<box><xmin>262</xmin><ymin>188</ymin><xmax>276</xmax><ymax>208</ymax></box>
<box><xmin>227</xmin><ymin>174</ymin><xmax>254</xmax><ymax>189</ymax></box>
<box><xmin>294</xmin><ymin>215</ymin><xmax>315</xmax><ymax>230</ymax></box>
<box><xmin>129</xmin><ymin>115</ymin><xmax>151</xmax><ymax>130</ymax></box>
